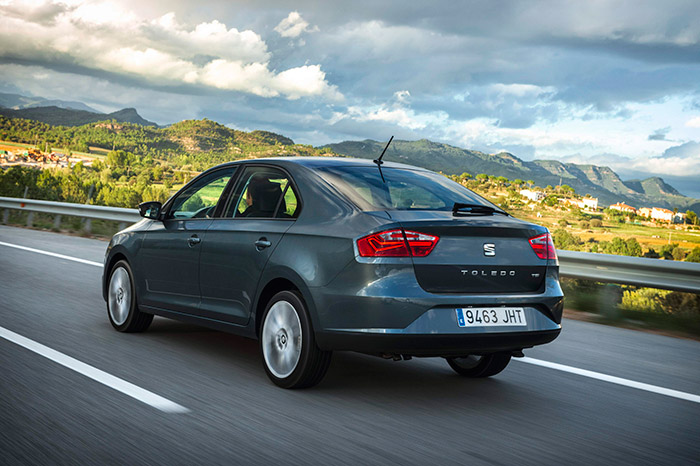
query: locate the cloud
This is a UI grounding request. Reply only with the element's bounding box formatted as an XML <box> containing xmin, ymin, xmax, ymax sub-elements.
<box><xmin>0</xmin><ymin>0</ymin><xmax>74</xmax><ymax>25</ymax></box>
<box><xmin>274</xmin><ymin>11</ymin><xmax>318</xmax><ymax>38</ymax></box>
<box><xmin>686</xmin><ymin>117</ymin><xmax>700</xmax><ymax>128</ymax></box>
<box><xmin>555</xmin><ymin>141</ymin><xmax>700</xmax><ymax>178</ymax></box>
<box><xmin>0</xmin><ymin>2</ymin><xmax>339</xmax><ymax>100</ymax></box>
<box><xmin>648</xmin><ymin>127</ymin><xmax>671</xmax><ymax>141</ymax></box>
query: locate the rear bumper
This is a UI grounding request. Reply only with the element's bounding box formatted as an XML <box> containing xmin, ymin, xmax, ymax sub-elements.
<box><xmin>316</xmin><ymin>328</ymin><xmax>561</xmax><ymax>357</ymax></box>
<box><xmin>307</xmin><ymin>258</ymin><xmax>563</xmax><ymax>355</ymax></box>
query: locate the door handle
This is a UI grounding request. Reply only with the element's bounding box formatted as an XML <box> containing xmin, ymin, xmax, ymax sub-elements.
<box><xmin>187</xmin><ymin>235</ymin><xmax>201</xmax><ymax>246</ymax></box>
<box><xmin>255</xmin><ymin>238</ymin><xmax>272</xmax><ymax>251</ymax></box>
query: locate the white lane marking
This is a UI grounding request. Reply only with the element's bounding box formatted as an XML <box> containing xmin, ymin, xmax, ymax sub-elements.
<box><xmin>3</xmin><ymin>241</ymin><xmax>698</xmax><ymax>406</ymax></box>
<box><xmin>0</xmin><ymin>326</ymin><xmax>189</xmax><ymax>413</ymax></box>
<box><xmin>517</xmin><ymin>356</ymin><xmax>700</xmax><ymax>404</ymax></box>
<box><xmin>0</xmin><ymin>241</ymin><xmax>102</xmax><ymax>267</ymax></box>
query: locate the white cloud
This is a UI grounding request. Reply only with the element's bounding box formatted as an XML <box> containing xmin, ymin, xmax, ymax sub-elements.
<box><xmin>685</xmin><ymin>117</ymin><xmax>700</xmax><ymax>128</ymax></box>
<box><xmin>0</xmin><ymin>1</ymin><xmax>338</xmax><ymax>100</ymax></box>
<box><xmin>274</xmin><ymin>11</ymin><xmax>318</xmax><ymax>38</ymax></box>
<box><xmin>394</xmin><ymin>90</ymin><xmax>411</xmax><ymax>103</ymax></box>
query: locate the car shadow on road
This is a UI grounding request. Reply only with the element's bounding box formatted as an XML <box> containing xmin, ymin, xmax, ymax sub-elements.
<box><xmin>139</xmin><ymin>317</ymin><xmax>544</xmax><ymax>408</ymax></box>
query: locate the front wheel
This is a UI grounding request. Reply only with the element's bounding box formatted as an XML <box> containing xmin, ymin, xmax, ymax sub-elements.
<box><xmin>107</xmin><ymin>260</ymin><xmax>153</xmax><ymax>332</ymax></box>
<box><xmin>445</xmin><ymin>352</ymin><xmax>512</xmax><ymax>377</ymax></box>
<box><xmin>260</xmin><ymin>291</ymin><xmax>331</xmax><ymax>389</ymax></box>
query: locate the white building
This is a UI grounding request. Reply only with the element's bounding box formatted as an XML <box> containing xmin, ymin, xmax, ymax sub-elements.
<box><xmin>582</xmin><ymin>197</ymin><xmax>598</xmax><ymax>210</ymax></box>
<box><xmin>520</xmin><ymin>189</ymin><xmax>545</xmax><ymax>202</ymax></box>
<box><xmin>651</xmin><ymin>207</ymin><xmax>673</xmax><ymax>223</ymax></box>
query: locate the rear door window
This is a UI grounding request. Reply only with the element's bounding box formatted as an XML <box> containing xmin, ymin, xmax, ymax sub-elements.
<box><xmin>223</xmin><ymin>166</ymin><xmax>300</xmax><ymax>219</ymax></box>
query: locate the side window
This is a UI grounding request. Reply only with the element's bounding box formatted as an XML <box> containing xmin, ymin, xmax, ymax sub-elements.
<box><xmin>168</xmin><ymin>168</ymin><xmax>236</xmax><ymax>219</ymax></box>
<box><xmin>224</xmin><ymin>166</ymin><xmax>300</xmax><ymax>219</ymax></box>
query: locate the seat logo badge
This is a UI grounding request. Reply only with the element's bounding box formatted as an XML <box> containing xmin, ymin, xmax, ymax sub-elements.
<box><xmin>483</xmin><ymin>243</ymin><xmax>496</xmax><ymax>256</ymax></box>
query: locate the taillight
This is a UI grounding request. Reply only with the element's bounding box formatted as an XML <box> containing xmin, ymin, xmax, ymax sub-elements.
<box><xmin>529</xmin><ymin>233</ymin><xmax>557</xmax><ymax>260</ymax></box>
<box><xmin>403</xmin><ymin>230</ymin><xmax>439</xmax><ymax>256</ymax></box>
<box><xmin>357</xmin><ymin>229</ymin><xmax>439</xmax><ymax>257</ymax></box>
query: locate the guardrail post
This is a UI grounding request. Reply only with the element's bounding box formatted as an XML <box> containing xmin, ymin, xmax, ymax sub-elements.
<box><xmin>2</xmin><ymin>209</ymin><xmax>8</xmax><ymax>224</ymax></box>
<box><xmin>26</xmin><ymin>212</ymin><xmax>34</xmax><ymax>228</ymax></box>
<box><xmin>53</xmin><ymin>214</ymin><xmax>62</xmax><ymax>230</ymax></box>
<box><xmin>117</xmin><ymin>222</ymin><xmax>126</xmax><ymax>231</ymax></box>
<box><xmin>83</xmin><ymin>218</ymin><xmax>92</xmax><ymax>234</ymax></box>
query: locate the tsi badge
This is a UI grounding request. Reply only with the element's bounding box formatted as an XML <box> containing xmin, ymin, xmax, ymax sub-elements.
<box><xmin>483</xmin><ymin>243</ymin><xmax>496</xmax><ymax>256</ymax></box>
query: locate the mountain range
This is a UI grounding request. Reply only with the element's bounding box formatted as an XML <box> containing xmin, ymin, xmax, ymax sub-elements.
<box><xmin>0</xmin><ymin>93</ymin><xmax>697</xmax><ymax>212</ymax></box>
<box><xmin>323</xmin><ymin>139</ymin><xmax>700</xmax><ymax>212</ymax></box>
<box><xmin>0</xmin><ymin>93</ymin><xmax>157</xmax><ymax>127</ymax></box>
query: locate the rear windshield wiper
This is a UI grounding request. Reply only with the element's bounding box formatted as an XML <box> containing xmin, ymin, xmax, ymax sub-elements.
<box><xmin>452</xmin><ymin>203</ymin><xmax>507</xmax><ymax>216</ymax></box>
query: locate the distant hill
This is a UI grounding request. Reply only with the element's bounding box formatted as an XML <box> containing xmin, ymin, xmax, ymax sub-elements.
<box><xmin>0</xmin><ymin>92</ymin><xmax>99</xmax><ymax>113</ymax></box>
<box><xmin>0</xmin><ymin>106</ymin><xmax>158</xmax><ymax>127</ymax></box>
<box><xmin>0</xmin><ymin>115</ymin><xmax>333</xmax><ymax>171</ymax></box>
<box><xmin>323</xmin><ymin>139</ymin><xmax>700</xmax><ymax>211</ymax></box>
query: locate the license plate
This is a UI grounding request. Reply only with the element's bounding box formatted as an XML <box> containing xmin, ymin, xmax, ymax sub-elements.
<box><xmin>455</xmin><ymin>307</ymin><xmax>527</xmax><ymax>327</ymax></box>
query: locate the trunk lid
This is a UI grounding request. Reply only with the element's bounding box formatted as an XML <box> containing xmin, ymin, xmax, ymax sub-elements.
<box><xmin>390</xmin><ymin>210</ymin><xmax>549</xmax><ymax>294</ymax></box>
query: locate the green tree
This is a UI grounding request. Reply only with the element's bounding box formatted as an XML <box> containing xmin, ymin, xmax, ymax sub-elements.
<box><xmin>625</xmin><ymin>238</ymin><xmax>643</xmax><ymax>257</ymax></box>
<box><xmin>552</xmin><ymin>229</ymin><xmax>583</xmax><ymax>251</ymax></box>
<box><xmin>685</xmin><ymin>247</ymin><xmax>700</xmax><ymax>263</ymax></box>
<box><xmin>660</xmin><ymin>243</ymin><xmax>678</xmax><ymax>260</ymax></box>
<box><xmin>672</xmin><ymin>247</ymin><xmax>686</xmax><ymax>261</ymax></box>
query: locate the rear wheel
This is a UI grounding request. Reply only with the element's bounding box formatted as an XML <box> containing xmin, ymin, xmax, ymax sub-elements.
<box><xmin>260</xmin><ymin>291</ymin><xmax>331</xmax><ymax>388</ymax></box>
<box><xmin>445</xmin><ymin>352</ymin><xmax>511</xmax><ymax>377</ymax></box>
<box><xmin>107</xmin><ymin>260</ymin><xmax>153</xmax><ymax>332</ymax></box>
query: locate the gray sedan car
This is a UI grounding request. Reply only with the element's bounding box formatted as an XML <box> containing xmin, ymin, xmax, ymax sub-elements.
<box><xmin>103</xmin><ymin>157</ymin><xmax>563</xmax><ymax>388</ymax></box>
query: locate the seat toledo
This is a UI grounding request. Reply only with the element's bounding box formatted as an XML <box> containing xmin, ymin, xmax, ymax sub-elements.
<box><xmin>103</xmin><ymin>157</ymin><xmax>563</xmax><ymax>388</ymax></box>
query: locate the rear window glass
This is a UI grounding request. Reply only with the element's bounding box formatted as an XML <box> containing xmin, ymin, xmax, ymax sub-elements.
<box><xmin>316</xmin><ymin>166</ymin><xmax>498</xmax><ymax>211</ymax></box>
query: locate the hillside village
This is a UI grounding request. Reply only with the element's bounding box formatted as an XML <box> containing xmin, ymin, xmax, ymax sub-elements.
<box><xmin>0</xmin><ymin>144</ymin><xmax>93</xmax><ymax>169</ymax></box>
<box><xmin>520</xmin><ymin>188</ymin><xmax>688</xmax><ymax>224</ymax></box>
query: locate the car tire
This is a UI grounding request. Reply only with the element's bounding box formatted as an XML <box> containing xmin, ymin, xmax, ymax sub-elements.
<box><xmin>107</xmin><ymin>260</ymin><xmax>153</xmax><ymax>333</ymax></box>
<box><xmin>260</xmin><ymin>290</ymin><xmax>331</xmax><ymax>389</ymax></box>
<box><xmin>445</xmin><ymin>352</ymin><xmax>512</xmax><ymax>377</ymax></box>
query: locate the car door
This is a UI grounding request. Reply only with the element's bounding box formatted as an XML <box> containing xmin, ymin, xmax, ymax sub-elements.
<box><xmin>198</xmin><ymin>165</ymin><xmax>300</xmax><ymax>325</ymax></box>
<box><xmin>138</xmin><ymin>167</ymin><xmax>237</xmax><ymax>314</ymax></box>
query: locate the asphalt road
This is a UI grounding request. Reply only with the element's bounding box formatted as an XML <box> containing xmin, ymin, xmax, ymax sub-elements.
<box><xmin>1</xmin><ymin>225</ymin><xmax>699</xmax><ymax>465</ymax></box>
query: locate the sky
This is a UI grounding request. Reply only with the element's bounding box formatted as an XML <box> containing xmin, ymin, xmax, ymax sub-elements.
<box><xmin>1</xmin><ymin>0</ymin><xmax>699</xmax><ymax>195</ymax></box>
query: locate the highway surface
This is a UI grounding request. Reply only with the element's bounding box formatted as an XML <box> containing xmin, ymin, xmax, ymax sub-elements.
<box><xmin>1</xmin><ymin>224</ymin><xmax>699</xmax><ymax>465</ymax></box>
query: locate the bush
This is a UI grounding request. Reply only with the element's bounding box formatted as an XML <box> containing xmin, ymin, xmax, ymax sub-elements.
<box><xmin>558</xmin><ymin>219</ymin><xmax>569</xmax><ymax>227</ymax></box>
<box><xmin>672</xmin><ymin>247</ymin><xmax>686</xmax><ymax>261</ymax></box>
<box><xmin>620</xmin><ymin>288</ymin><xmax>670</xmax><ymax>314</ymax></box>
<box><xmin>599</xmin><ymin>237</ymin><xmax>643</xmax><ymax>257</ymax></box>
<box><xmin>580</xmin><ymin>221</ymin><xmax>590</xmax><ymax>229</ymax></box>
<box><xmin>590</xmin><ymin>218</ymin><xmax>603</xmax><ymax>228</ymax></box>
<box><xmin>686</xmin><ymin>247</ymin><xmax>700</xmax><ymax>263</ymax></box>
<box><xmin>660</xmin><ymin>243</ymin><xmax>678</xmax><ymax>260</ymax></box>
<box><xmin>552</xmin><ymin>229</ymin><xmax>583</xmax><ymax>251</ymax></box>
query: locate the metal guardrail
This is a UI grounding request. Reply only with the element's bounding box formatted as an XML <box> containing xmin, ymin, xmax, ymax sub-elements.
<box><xmin>1</xmin><ymin>196</ymin><xmax>699</xmax><ymax>293</ymax></box>
<box><xmin>0</xmin><ymin>196</ymin><xmax>140</xmax><ymax>232</ymax></box>
<box><xmin>557</xmin><ymin>250</ymin><xmax>700</xmax><ymax>294</ymax></box>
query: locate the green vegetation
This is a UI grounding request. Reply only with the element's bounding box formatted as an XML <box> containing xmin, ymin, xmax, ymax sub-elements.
<box><xmin>0</xmin><ymin>115</ymin><xmax>333</xmax><ymax>171</ymax></box>
<box><xmin>0</xmin><ymin>115</ymin><xmax>335</xmax><ymax>208</ymax></box>
<box><xmin>562</xmin><ymin>278</ymin><xmax>700</xmax><ymax>338</ymax></box>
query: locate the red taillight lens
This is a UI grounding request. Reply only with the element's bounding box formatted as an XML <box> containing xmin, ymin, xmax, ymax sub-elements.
<box><xmin>403</xmin><ymin>230</ymin><xmax>439</xmax><ymax>257</ymax></box>
<box><xmin>529</xmin><ymin>233</ymin><xmax>557</xmax><ymax>260</ymax></box>
<box><xmin>357</xmin><ymin>229</ymin><xmax>439</xmax><ymax>257</ymax></box>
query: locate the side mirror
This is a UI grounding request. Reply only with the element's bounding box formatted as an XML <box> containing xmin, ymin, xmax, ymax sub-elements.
<box><xmin>139</xmin><ymin>201</ymin><xmax>162</xmax><ymax>219</ymax></box>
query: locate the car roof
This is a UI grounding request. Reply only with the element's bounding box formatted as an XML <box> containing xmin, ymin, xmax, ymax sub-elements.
<box><xmin>217</xmin><ymin>156</ymin><xmax>430</xmax><ymax>172</ymax></box>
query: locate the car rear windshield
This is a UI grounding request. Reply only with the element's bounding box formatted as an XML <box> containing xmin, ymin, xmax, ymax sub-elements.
<box><xmin>316</xmin><ymin>166</ymin><xmax>500</xmax><ymax>212</ymax></box>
